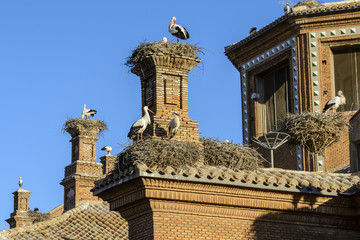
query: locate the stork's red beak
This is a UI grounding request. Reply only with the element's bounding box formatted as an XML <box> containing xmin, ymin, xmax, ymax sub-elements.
<box><xmin>148</xmin><ymin>108</ymin><xmax>154</xmax><ymax>114</ymax></box>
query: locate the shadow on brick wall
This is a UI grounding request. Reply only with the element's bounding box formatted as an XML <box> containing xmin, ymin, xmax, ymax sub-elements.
<box><xmin>251</xmin><ymin>194</ymin><xmax>360</xmax><ymax>240</ymax></box>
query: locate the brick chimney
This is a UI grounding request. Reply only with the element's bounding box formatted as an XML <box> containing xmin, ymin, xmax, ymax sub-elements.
<box><xmin>100</xmin><ymin>155</ymin><xmax>117</xmax><ymax>175</ymax></box>
<box><xmin>60</xmin><ymin>119</ymin><xmax>105</xmax><ymax>211</ymax></box>
<box><xmin>6</xmin><ymin>188</ymin><xmax>31</xmax><ymax>228</ymax></box>
<box><xmin>130</xmin><ymin>43</ymin><xmax>201</xmax><ymax>143</ymax></box>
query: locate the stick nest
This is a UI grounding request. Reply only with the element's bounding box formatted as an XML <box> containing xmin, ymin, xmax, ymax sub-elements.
<box><xmin>63</xmin><ymin>118</ymin><xmax>108</xmax><ymax>135</ymax></box>
<box><xmin>280</xmin><ymin>112</ymin><xmax>348</xmax><ymax>154</ymax></box>
<box><xmin>202</xmin><ymin>138</ymin><xmax>266</xmax><ymax>171</ymax></box>
<box><xmin>117</xmin><ymin>139</ymin><xmax>201</xmax><ymax>171</ymax></box>
<box><xmin>125</xmin><ymin>42</ymin><xmax>202</xmax><ymax>69</ymax></box>
<box><xmin>117</xmin><ymin>138</ymin><xmax>265</xmax><ymax>172</ymax></box>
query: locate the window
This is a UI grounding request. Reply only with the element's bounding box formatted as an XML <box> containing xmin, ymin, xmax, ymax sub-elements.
<box><xmin>333</xmin><ymin>48</ymin><xmax>360</xmax><ymax>111</ymax></box>
<box><xmin>256</xmin><ymin>65</ymin><xmax>290</xmax><ymax>133</ymax></box>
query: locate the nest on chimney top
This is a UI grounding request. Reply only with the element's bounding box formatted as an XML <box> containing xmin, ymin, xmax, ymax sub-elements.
<box><xmin>280</xmin><ymin>112</ymin><xmax>348</xmax><ymax>154</ymax></box>
<box><xmin>125</xmin><ymin>42</ymin><xmax>203</xmax><ymax>69</ymax></box>
<box><xmin>62</xmin><ymin>118</ymin><xmax>108</xmax><ymax>135</ymax></box>
<box><xmin>116</xmin><ymin>138</ymin><xmax>266</xmax><ymax>173</ymax></box>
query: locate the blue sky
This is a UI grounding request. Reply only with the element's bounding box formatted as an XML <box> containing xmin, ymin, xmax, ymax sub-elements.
<box><xmin>0</xmin><ymin>0</ymin><xmax>335</xmax><ymax>230</ymax></box>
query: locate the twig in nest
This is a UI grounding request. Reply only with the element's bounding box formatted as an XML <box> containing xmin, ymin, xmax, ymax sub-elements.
<box><xmin>280</xmin><ymin>112</ymin><xmax>348</xmax><ymax>154</ymax></box>
<box><xmin>202</xmin><ymin>138</ymin><xmax>266</xmax><ymax>171</ymax></box>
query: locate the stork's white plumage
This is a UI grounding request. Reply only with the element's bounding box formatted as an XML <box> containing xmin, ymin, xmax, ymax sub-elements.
<box><xmin>168</xmin><ymin>17</ymin><xmax>189</xmax><ymax>43</ymax></box>
<box><xmin>82</xmin><ymin>104</ymin><xmax>97</xmax><ymax>119</ymax></box>
<box><xmin>19</xmin><ymin>177</ymin><xmax>23</xmax><ymax>188</ymax></box>
<box><xmin>323</xmin><ymin>90</ymin><xmax>346</xmax><ymax>113</ymax></box>
<box><xmin>284</xmin><ymin>3</ymin><xmax>291</xmax><ymax>14</ymax></box>
<box><xmin>161</xmin><ymin>37</ymin><xmax>168</xmax><ymax>43</ymax></box>
<box><xmin>101</xmin><ymin>146</ymin><xmax>112</xmax><ymax>156</ymax></box>
<box><xmin>128</xmin><ymin>106</ymin><xmax>154</xmax><ymax>141</ymax></box>
<box><xmin>168</xmin><ymin>112</ymin><xmax>180</xmax><ymax>139</ymax></box>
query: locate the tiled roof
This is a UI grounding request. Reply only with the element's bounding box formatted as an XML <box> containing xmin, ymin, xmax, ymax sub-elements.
<box><xmin>94</xmin><ymin>163</ymin><xmax>360</xmax><ymax>197</ymax></box>
<box><xmin>225</xmin><ymin>0</ymin><xmax>360</xmax><ymax>54</ymax></box>
<box><xmin>0</xmin><ymin>202</ymin><xmax>128</xmax><ymax>240</ymax></box>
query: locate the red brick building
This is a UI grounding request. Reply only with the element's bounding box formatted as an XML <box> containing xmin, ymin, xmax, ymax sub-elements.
<box><xmin>225</xmin><ymin>0</ymin><xmax>360</xmax><ymax>172</ymax></box>
<box><xmin>2</xmin><ymin>1</ymin><xmax>360</xmax><ymax>239</ymax></box>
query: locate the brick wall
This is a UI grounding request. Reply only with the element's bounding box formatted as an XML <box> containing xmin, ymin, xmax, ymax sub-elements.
<box><xmin>349</xmin><ymin>111</ymin><xmax>360</xmax><ymax>172</ymax></box>
<box><xmin>132</xmin><ymin>52</ymin><xmax>201</xmax><ymax>144</ymax></box>
<box><xmin>151</xmin><ymin>210</ymin><xmax>359</xmax><ymax>240</ymax></box>
<box><xmin>96</xmin><ymin>176</ymin><xmax>360</xmax><ymax>240</ymax></box>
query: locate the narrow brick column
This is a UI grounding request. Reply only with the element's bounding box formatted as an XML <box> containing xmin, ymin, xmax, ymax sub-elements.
<box><xmin>6</xmin><ymin>189</ymin><xmax>31</xmax><ymax>228</ymax></box>
<box><xmin>61</xmin><ymin>119</ymin><xmax>104</xmax><ymax>211</ymax></box>
<box><xmin>100</xmin><ymin>155</ymin><xmax>117</xmax><ymax>174</ymax></box>
<box><xmin>131</xmin><ymin>43</ymin><xmax>201</xmax><ymax>143</ymax></box>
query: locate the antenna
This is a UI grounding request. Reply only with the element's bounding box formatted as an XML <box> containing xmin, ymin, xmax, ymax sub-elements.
<box><xmin>252</xmin><ymin>132</ymin><xmax>290</xmax><ymax>168</ymax></box>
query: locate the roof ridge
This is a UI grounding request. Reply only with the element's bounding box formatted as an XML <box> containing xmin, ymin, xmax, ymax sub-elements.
<box><xmin>0</xmin><ymin>202</ymin><xmax>110</xmax><ymax>237</ymax></box>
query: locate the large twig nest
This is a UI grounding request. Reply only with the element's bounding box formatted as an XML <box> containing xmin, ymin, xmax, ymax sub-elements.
<box><xmin>63</xmin><ymin>118</ymin><xmax>107</xmax><ymax>137</ymax></box>
<box><xmin>125</xmin><ymin>42</ymin><xmax>202</xmax><ymax>69</ymax></box>
<box><xmin>117</xmin><ymin>138</ymin><xmax>266</xmax><ymax>172</ymax></box>
<box><xmin>117</xmin><ymin>139</ymin><xmax>201</xmax><ymax>171</ymax></box>
<box><xmin>202</xmin><ymin>138</ymin><xmax>266</xmax><ymax>171</ymax></box>
<box><xmin>280</xmin><ymin>112</ymin><xmax>348</xmax><ymax>154</ymax></box>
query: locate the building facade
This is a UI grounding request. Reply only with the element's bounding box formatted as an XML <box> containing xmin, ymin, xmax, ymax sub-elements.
<box><xmin>225</xmin><ymin>0</ymin><xmax>360</xmax><ymax>172</ymax></box>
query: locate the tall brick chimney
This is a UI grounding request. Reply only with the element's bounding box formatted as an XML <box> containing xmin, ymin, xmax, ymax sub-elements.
<box><xmin>130</xmin><ymin>42</ymin><xmax>201</xmax><ymax>143</ymax></box>
<box><xmin>61</xmin><ymin>119</ymin><xmax>105</xmax><ymax>211</ymax></box>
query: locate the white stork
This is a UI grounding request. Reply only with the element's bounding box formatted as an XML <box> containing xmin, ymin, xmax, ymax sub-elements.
<box><xmin>19</xmin><ymin>177</ymin><xmax>23</xmax><ymax>188</ymax></box>
<box><xmin>322</xmin><ymin>90</ymin><xmax>346</xmax><ymax>113</ymax></box>
<box><xmin>284</xmin><ymin>3</ymin><xmax>291</xmax><ymax>14</ymax></box>
<box><xmin>128</xmin><ymin>106</ymin><xmax>154</xmax><ymax>141</ymax></box>
<box><xmin>82</xmin><ymin>104</ymin><xmax>97</xmax><ymax>119</ymax></box>
<box><xmin>168</xmin><ymin>112</ymin><xmax>180</xmax><ymax>139</ymax></box>
<box><xmin>249</xmin><ymin>27</ymin><xmax>257</xmax><ymax>35</ymax></box>
<box><xmin>168</xmin><ymin>17</ymin><xmax>189</xmax><ymax>43</ymax></box>
<box><xmin>161</xmin><ymin>37</ymin><xmax>168</xmax><ymax>43</ymax></box>
<box><xmin>101</xmin><ymin>146</ymin><xmax>112</xmax><ymax>156</ymax></box>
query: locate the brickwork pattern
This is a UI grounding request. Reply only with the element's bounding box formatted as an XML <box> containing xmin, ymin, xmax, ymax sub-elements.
<box><xmin>322</xmin><ymin>112</ymin><xmax>356</xmax><ymax>172</ymax></box>
<box><xmin>225</xmin><ymin>9</ymin><xmax>360</xmax><ymax>172</ymax></box>
<box><xmin>100</xmin><ymin>155</ymin><xmax>117</xmax><ymax>174</ymax></box>
<box><xmin>151</xmin><ymin>211</ymin><xmax>359</xmax><ymax>240</ymax></box>
<box><xmin>133</xmin><ymin>54</ymin><xmax>201</xmax><ymax>143</ymax></box>
<box><xmin>350</xmin><ymin>111</ymin><xmax>360</xmax><ymax>172</ymax></box>
<box><xmin>61</xmin><ymin>121</ymin><xmax>104</xmax><ymax>211</ymax></box>
<box><xmin>128</xmin><ymin>212</ymin><xmax>154</xmax><ymax>240</ymax></box>
<box><xmin>96</xmin><ymin>173</ymin><xmax>360</xmax><ymax>240</ymax></box>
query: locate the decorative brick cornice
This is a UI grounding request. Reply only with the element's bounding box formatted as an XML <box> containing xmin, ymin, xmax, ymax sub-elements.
<box><xmin>131</xmin><ymin>55</ymin><xmax>200</xmax><ymax>77</ymax></box>
<box><xmin>97</xmin><ymin>175</ymin><xmax>358</xmax><ymax>229</ymax></box>
<box><xmin>94</xmin><ymin>163</ymin><xmax>360</xmax><ymax>198</ymax></box>
<box><xmin>225</xmin><ymin>2</ymin><xmax>360</xmax><ymax>54</ymax></box>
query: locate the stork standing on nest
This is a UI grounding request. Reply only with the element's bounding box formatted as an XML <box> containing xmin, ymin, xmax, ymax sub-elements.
<box><xmin>168</xmin><ymin>17</ymin><xmax>189</xmax><ymax>43</ymax></box>
<box><xmin>322</xmin><ymin>90</ymin><xmax>346</xmax><ymax>113</ymax></box>
<box><xmin>128</xmin><ymin>106</ymin><xmax>154</xmax><ymax>141</ymax></box>
<box><xmin>101</xmin><ymin>146</ymin><xmax>112</xmax><ymax>156</ymax></box>
<box><xmin>168</xmin><ymin>112</ymin><xmax>180</xmax><ymax>139</ymax></box>
<box><xmin>82</xmin><ymin>104</ymin><xmax>97</xmax><ymax>119</ymax></box>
